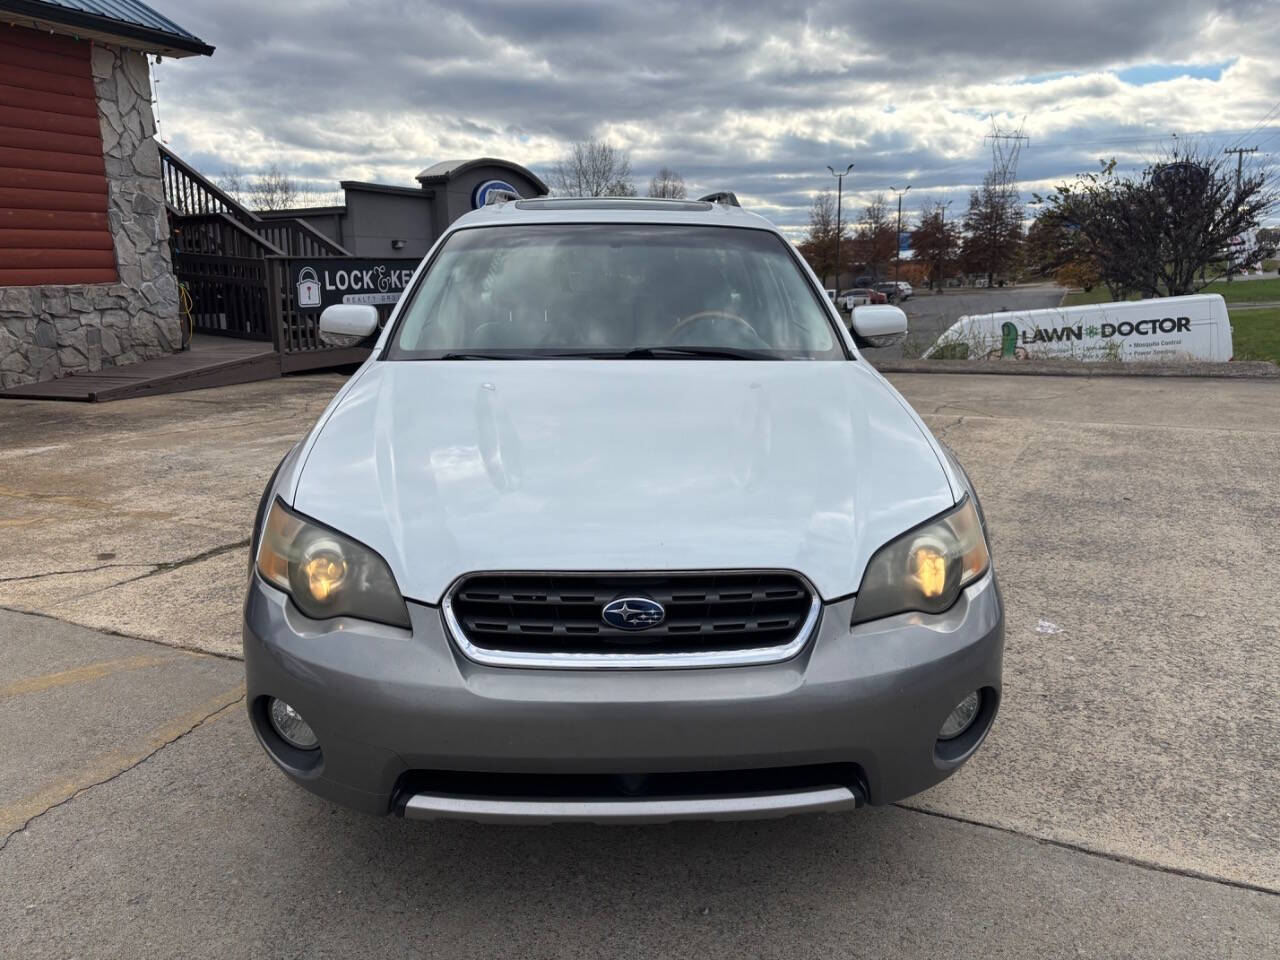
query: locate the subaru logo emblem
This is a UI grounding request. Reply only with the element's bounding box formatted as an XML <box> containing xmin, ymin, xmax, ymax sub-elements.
<box><xmin>601</xmin><ymin>597</ymin><xmax>665</xmax><ymax>631</ymax></box>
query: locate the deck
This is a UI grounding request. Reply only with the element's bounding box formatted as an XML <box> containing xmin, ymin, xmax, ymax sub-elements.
<box><xmin>0</xmin><ymin>336</ymin><xmax>282</xmax><ymax>402</ymax></box>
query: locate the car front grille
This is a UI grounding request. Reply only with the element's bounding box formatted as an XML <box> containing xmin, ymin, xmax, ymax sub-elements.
<box><xmin>444</xmin><ymin>571</ymin><xmax>819</xmax><ymax>667</ymax></box>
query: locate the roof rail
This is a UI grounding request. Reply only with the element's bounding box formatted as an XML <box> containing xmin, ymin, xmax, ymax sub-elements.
<box><xmin>698</xmin><ymin>191</ymin><xmax>741</xmax><ymax>207</ymax></box>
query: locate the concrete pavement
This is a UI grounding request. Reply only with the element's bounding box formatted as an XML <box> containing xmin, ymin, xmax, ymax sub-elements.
<box><xmin>1</xmin><ymin>370</ymin><xmax>1278</xmax><ymax>956</ymax></box>
<box><xmin>0</xmin><ymin>610</ymin><xmax>242</xmax><ymax>842</ymax></box>
<box><xmin>0</xmin><ymin>375</ymin><xmax>344</xmax><ymax>656</ymax></box>
<box><xmin>1</xmin><ymin>683</ymin><xmax>1275</xmax><ymax>959</ymax></box>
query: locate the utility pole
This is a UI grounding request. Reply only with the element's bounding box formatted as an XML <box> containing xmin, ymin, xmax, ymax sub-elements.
<box><xmin>1223</xmin><ymin>146</ymin><xmax>1258</xmax><ymax>281</ymax></box>
<box><xmin>827</xmin><ymin>164</ymin><xmax>853</xmax><ymax>291</ymax></box>
<box><xmin>890</xmin><ymin>185</ymin><xmax>911</xmax><ymax>283</ymax></box>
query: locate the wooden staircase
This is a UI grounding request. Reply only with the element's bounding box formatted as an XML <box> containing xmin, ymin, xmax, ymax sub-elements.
<box><xmin>159</xmin><ymin>146</ymin><xmax>350</xmax><ymax>258</ymax></box>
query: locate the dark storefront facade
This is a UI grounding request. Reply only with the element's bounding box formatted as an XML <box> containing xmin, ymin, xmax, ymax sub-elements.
<box><xmin>258</xmin><ymin>158</ymin><xmax>549</xmax><ymax>259</ymax></box>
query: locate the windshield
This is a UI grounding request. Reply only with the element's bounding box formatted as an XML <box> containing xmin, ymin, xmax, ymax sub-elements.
<box><xmin>386</xmin><ymin>224</ymin><xmax>845</xmax><ymax>360</ymax></box>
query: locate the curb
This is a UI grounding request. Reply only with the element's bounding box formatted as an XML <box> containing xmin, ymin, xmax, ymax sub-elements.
<box><xmin>872</xmin><ymin>359</ymin><xmax>1280</xmax><ymax>379</ymax></box>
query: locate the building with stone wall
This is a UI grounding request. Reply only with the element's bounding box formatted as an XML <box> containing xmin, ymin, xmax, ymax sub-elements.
<box><xmin>0</xmin><ymin>1</ymin><xmax>212</xmax><ymax>388</ymax></box>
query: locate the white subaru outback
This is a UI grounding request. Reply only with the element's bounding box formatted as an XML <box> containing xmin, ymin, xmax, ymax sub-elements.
<box><xmin>244</xmin><ymin>196</ymin><xmax>1003</xmax><ymax>824</ymax></box>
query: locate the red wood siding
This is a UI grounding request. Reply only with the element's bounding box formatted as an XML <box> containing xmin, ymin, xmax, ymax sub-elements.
<box><xmin>0</xmin><ymin>24</ymin><xmax>116</xmax><ymax>287</ymax></box>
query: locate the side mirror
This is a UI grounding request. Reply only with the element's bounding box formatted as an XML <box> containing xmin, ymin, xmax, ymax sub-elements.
<box><xmin>850</xmin><ymin>304</ymin><xmax>908</xmax><ymax>347</ymax></box>
<box><xmin>318</xmin><ymin>304</ymin><xmax>379</xmax><ymax>347</ymax></box>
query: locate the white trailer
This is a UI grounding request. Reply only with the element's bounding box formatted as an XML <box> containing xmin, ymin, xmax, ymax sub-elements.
<box><xmin>926</xmin><ymin>294</ymin><xmax>1234</xmax><ymax>362</ymax></box>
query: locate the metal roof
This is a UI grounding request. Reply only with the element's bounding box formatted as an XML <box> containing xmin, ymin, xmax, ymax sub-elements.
<box><xmin>0</xmin><ymin>0</ymin><xmax>214</xmax><ymax>56</ymax></box>
<box><xmin>415</xmin><ymin>157</ymin><xmax>549</xmax><ymax>195</ymax></box>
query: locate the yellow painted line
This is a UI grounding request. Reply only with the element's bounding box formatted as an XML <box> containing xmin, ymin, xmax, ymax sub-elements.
<box><xmin>0</xmin><ymin>685</ymin><xmax>245</xmax><ymax>837</ymax></box>
<box><xmin>0</xmin><ymin>654</ymin><xmax>177</xmax><ymax>699</ymax></box>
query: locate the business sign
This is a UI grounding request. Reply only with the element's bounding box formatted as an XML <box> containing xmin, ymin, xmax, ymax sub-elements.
<box><xmin>472</xmin><ymin>179</ymin><xmax>520</xmax><ymax>209</ymax></box>
<box><xmin>290</xmin><ymin>259</ymin><xmax>420</xmax><ymax>312</ymax></box>
<box><xmin>926</xmin><ymin>294</ymin><xmax>1233</xmax><ymax>362</ymax></box>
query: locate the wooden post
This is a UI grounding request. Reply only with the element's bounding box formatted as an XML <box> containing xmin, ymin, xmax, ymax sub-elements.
<box><xmin>266</xmin><ymin>256</ymin><xmax>285</xmax><ymax>370</ymax></box>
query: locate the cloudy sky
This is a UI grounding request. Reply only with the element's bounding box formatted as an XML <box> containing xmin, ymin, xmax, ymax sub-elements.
<box><xmin>153</xmin><ymin>0</ymin><xmax>1280</xmax><ymax>233</ymax></box>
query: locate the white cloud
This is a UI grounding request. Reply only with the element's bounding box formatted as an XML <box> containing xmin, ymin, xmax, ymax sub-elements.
<box><xmin>153</xmin><ymin>0</ymin><xmax>1280</xmax><ymax>228</ymax></box>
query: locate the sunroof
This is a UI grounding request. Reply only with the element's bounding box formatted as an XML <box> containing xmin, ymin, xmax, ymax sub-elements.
<box><xmin>514</xmin><ymin>198</ymin><xmax>714</xmax><ymax>212</ymax></box>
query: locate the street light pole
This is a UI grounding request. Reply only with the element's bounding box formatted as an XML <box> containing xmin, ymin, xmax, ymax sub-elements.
<box><xmin>890</xmin><ymin>185</ymin><xmax>911</xmax><ymax>283</ymax></box>
<box><xmin>938</xmin><ymin>200</ymin><xmax>953</xmax><ymax>291</ymax></box>
<box><xmin>827</xmin><ymin>163</ymin><xmax>853</xmax><ymax>291</ymax></box>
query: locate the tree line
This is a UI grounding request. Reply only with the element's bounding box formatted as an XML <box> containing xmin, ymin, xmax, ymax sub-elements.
<box><xmin>801</xmin><ymin>143</ymin><xmax>1277</xmax><ymax>296</ymax></box>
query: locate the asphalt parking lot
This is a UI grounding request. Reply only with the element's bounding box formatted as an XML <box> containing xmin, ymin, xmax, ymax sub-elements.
<box><xmin>869</xmin><ymin>283</ymin><xmax>1065</xmax><ymax>360</ymax></box>
<box><xmin>1</xmin><ymin>370</ymin><xmax>1277</xmax><ymax>958</ymax></box>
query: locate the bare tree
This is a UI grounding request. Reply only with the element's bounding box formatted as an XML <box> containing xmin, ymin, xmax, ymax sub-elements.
<box><xmin>215</xmin><ymin>168</ymin><xmax>246</xmax><ymax>205</ymax></box>
<box><xmin>248</xmin><ymin>163</ymin><xmax>299</xmax><ymax>211</ymax></box>
<box><xmin>550</xmin><ymin>138</ymin><xmax>636</xmax><ymax>197</ymax></box>
<box><xmin>648</xmin><ymin>167</ymin><xmax>687</xmax><ymax>199</ymax></box>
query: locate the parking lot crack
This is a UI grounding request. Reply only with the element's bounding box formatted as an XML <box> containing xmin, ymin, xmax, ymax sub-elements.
<box><xmin>0</xmin><ymin>562</ymin><xmax>154</xmax><ymax>584</ymax></box>
<box><xmin>0</xmin><ymin>691</ymin><xmax>244</xmax><ymax>855</ymax></box>
<box><xmin>57</xmin><ymin>538</ymin><xmax>251</xmax><ymax>603</ymax></box>
<box><xmin>0</xmin><ymin>606</ymin><xmax>247</xmax><ymax>662</ymax></box>
<box><xmin>895</xmin><ymin>802</ymin><xmax>1280</xmax><ymax>898</ymax></box>
<box><xmin>929</xmin><ymin>415</ymin><xmax>965</xmax><ymax>441</ymax></box>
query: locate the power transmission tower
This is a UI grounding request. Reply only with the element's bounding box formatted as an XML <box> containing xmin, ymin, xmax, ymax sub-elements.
<box><xmin>977</xmin><ymin>119</ymin><xmax>1029</xmax><ymax>284</ymax></box>
<box><xmin>1223</xmin><ymin>146</ymin><xmax>1258</xmax><ymax>280</ymax></box>
<box><xmin>984</xmin><ymin>119</ymin><xmax>1029</xmax><ymax>197</ymax></box>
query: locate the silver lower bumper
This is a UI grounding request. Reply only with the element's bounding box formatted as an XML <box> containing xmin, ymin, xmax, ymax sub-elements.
<box><xmin>400</xmin><ymin>785</ymin><xmax>862</xmax><ymax>824</ymax></box>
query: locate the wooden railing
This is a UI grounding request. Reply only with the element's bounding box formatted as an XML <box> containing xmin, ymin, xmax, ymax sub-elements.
<box><xmin>160</xmin><ymin>146</ymin><xmax>255</xmax><ymax>223</ymax></box>
<box><xmin>159</xmin><ymin>144</ymin><xmax>351</xmax><ymax>257</ymax></box>
<box><xmin>172</xmin><ymin>212</ymin><xmax>284</xmax><ymax>259</ymax></box>
<box><xmin>172</xmin><ymin>253</ymin><xmax>274</xmax><ymax>341</ymax></box>
<box><xmin>256</xmin><ymin>218</ymin><xmax>350</xmax><ymax>257</ymax></box>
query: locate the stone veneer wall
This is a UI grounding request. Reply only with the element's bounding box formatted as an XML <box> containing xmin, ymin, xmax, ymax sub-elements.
<box><xmin>0</xmin><ymin>44</ymin><xmax>180</xmax><ymax>388</ymax></box>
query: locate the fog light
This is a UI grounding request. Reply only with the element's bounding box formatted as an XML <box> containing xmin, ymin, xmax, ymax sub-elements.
<box><xmin>268</xmin><ymin>697</ymin><xmax>319</xmax><ymax>750</ymax></box>
<box><xmin>939</xmin><ymin>691</ymin><xmax>981</xmax><ymax>740</ymax></box>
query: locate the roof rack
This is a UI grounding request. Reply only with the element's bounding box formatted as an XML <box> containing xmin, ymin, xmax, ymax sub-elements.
<box><xmin>698</xmin><ymin>191</ymin><xmax>741</xmax><ymax>207</ymax></box>
<box><xmin>483</xmin><ymin>188</ymin><xmax>522</xmax><ymax>206</ymax></box>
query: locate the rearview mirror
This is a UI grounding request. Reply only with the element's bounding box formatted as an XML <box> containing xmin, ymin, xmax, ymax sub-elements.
<box><xmin>318</xmin><ymin>304</ymin><xmax>379</xmax><ymax>347</ymax></box>
<box><xmin>850</xmin><ymin>304</ymin><xmax>908</xmax><ymax>347</ymax></box>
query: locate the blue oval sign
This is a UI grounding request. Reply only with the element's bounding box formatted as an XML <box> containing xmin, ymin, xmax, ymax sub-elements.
<box><xmin>601</xmin><ymin>597</ymin><xmax>665</xmax><ymax>631</ymax></box>
<box><xmin>472</xmin><ymin>179</ymin><xmax>520</xmax><ymax>209</ymax></box>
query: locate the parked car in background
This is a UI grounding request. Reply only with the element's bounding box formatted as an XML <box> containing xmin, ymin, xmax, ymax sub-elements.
<box><xmin>838</xmin><ymin>288</ymin><xmax>870</xmax><ymax>311</ymax></box>
<box><xmin>845</xmin><ymin>287</ymin><xmax>887</xmax><ymax>306</ymax></box>
<box><xmin>893</xmin><ymin>281</ymin><xmax>913</xmax><ymax>300</ymax></box>
<box><xmin>244</xmin><ymin>196</ymin><xmax>1003</xmax><ymax>825</ymax></box>
<box><xmin>825</xmin><ymin>288</ymin><xmax>838</xmax><ymax>303</ymax></box>
<box><xmin>874</xmin><ymin>281</ymin><xmax>901</xmax><ymax>302</ymax></box>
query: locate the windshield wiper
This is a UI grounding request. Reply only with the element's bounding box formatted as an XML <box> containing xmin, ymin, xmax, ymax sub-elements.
<box><xmin>435</xmin><ymin>352</ymin><xmax>527</xmax><ymax>360</ymax></box>
<box><xmin>617</xmin><ymin>347</ymin><xmax>780</xmax><ymax>360</ymax></box>
<box><xmin>434</xmin><ymin>347</ymin><xmax>779</xmax><ymax>361</ymax></box>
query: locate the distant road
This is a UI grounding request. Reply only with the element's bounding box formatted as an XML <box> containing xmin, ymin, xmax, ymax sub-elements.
<box><xmin>866</xmin><ymin>284</ymin><xmax>1064</xmax><ymax>363</ymax></box>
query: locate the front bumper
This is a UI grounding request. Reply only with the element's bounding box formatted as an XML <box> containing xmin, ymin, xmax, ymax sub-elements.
<box><xmin>242</xmin><ymin>571</ymin><xmax>1003</xmax><ymax>821</ymax></box>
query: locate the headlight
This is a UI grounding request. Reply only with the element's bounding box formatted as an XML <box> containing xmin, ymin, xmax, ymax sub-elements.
<box><xmin>255</xmin><ymin>499</ymin><xmax>411</xmax><ymax>628</ymax></box>
<box><xmin>852</xmin><ymin>496</ymin><xmax>989</xmax><ymax>624</ymax></box>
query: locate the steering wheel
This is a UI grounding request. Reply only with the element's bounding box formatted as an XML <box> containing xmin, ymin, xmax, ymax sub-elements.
<box><xmin>667</xmin><ymin>310</ymin><xmax>766</xmax><ymax>347</ymax></box>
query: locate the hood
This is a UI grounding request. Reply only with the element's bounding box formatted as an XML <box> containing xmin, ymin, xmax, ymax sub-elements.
<box><xmin>291</xmin><ymin>360</ymin><xmax>954</xmax><ymax>603</ymax></box>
